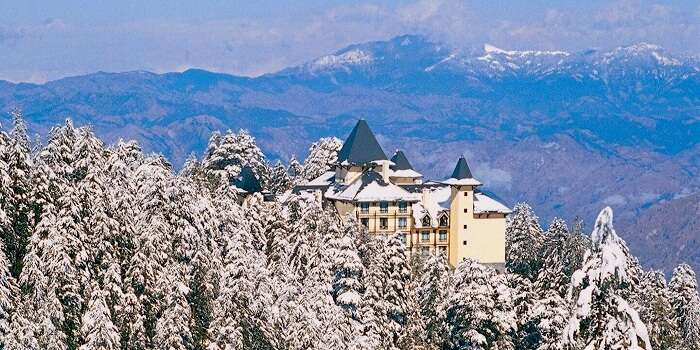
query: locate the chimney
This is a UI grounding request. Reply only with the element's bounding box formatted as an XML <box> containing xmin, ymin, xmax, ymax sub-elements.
<box><xmin>422</xmin><ymin>187</ymin><xmax>432</xmax><ymax>205</ymax></box>
<box><xmin>380</xmin><ymin>160</ymin><xmax>390</xmax><ymax>183</ymax></box>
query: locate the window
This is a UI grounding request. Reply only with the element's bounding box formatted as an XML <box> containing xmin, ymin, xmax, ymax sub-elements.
<box><xmin>439</xmin><ymin>214</ymin><xmax>448</xmax><ymax>227</ymax></box>
<box><xmin>421</xmin><ymin>231</ymin><xmax>430</xmax><ymax>242</ymax></box>
<box><xmin>398</xmin><ymin>217</ymin><xmax>407</xmax><ymax>229</ymax></box>
<box><xmin>439</xmin><ymin>230</ymin><xmax>447</xmax><ymax>241</ymax></box>
<box><xmin>463</xmin><ymin>224</ymin><xmax>468</xmax><ymax>229</ymax></box>
<box><xmin>421</xmin><ymin>246</ymin><xmax>430</xmax><ymax>255</ymax></box>
<box><xmin>380</xmin><ymin>201</ymin><xmax>389</xmax><ymax>213</ymax></box>
<box><xmin>464</xmin><ymin>192</ymin><xmax>468</xmax><ymax>196</ymax></box>
<box><xmin>361</xmin><ymin>218</ymin><xmax>369</xmax><ymax>228</ymax></box>
<box><xmin>462</xmin><ymin>240</ymin><xmax>467</xmax><ymax>246</ymax></box>
<box><xmin>439</xmin><ymin>246</ymin><xmax>447</xmax><ymax>254</ymax></box>
<box><xmin>360</xmin><ymin>202</ymin><xmax>369</xmax><ymax>213</ymax></box>
<box><xmin>380</xmin><ymin>218</ymin><xmax>388</xmax><ymax>230</ymax></box>
<box><xmin>464</xmin><ymin>208</ymin><xmax>468</xmax><ymax>213</ymax></box>
<box><xmin>422</xmin><ymin>215</ymin><xmax>431</xmax><ymax>227</ymax></box>
<box><xmin>398</xmin><ymin>201</ymin><xmax>407</xmax><ymax>213</ymax></box>
<box><xmin>399</xmin><ymin>233</ymin><xmax>407</xmax><ymax>244</ymax></box>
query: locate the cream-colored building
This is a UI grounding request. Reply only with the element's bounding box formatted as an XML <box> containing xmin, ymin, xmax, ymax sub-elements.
<box><xmin>295</xmin><ymin>120</ymin><xmax>510</xmax><ymax>268</ymax></box>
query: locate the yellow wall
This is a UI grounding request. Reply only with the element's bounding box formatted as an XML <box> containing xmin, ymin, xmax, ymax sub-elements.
<box><xmin>448</xmin><ymin>185</ymin><xmax>506</xmax><ymax>267</ymax></box>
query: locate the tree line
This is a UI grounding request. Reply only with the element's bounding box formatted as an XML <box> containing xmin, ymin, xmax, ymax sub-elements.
<box><xmin>0</xmin><ymin>113</ymin><xmax>698</xmax><ymax>350</ymax></box>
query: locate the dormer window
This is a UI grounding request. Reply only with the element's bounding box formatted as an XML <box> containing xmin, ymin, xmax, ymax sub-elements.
<box><xmin>422</xmin><ymin>215</ymin><xmax>431</xmax><ymax>227</ymax></box>
<box><xmin>439</xmin><ymin>214</ymin><xmax>449</xmax><ymax>227</ymax></box>
<box><xmin>398</xmin><ymin>201</ymin><xmax>407</xmax><ymax>213</ymax></box>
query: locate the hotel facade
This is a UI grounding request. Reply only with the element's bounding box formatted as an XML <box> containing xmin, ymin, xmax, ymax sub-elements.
<box><xmin>295</xmin><ymin>120</ymin><xmax>510</xmax><ymax>269</ymax></box>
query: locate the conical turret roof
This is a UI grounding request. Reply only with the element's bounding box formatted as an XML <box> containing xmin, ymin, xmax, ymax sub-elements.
<box><xmin>390</xmin><ymin>150</ymin><xmax>413</xmax><ymax>170</ymax></box>
<box><xmin>337</xmin><ymin>120</ymin><xmax>387</xmax><ymax>165</ymax></box>
<box><xmin>451</xmin><ymin>156</ymin><xmax>474</xmax><ymax>179</ymax></box>
<box><xmin>442</xmin><ymin>156</ymin><xmax>481</xmax><ymax>186</ymax></box>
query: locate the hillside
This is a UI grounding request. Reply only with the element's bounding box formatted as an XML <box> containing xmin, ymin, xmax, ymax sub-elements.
<box><xmin>0</xmin><ymin>34</ymin><xmax>698</xmax><ymax>273</ymax></box>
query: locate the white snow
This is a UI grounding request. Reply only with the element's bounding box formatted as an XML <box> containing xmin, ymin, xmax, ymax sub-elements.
<box><xmin>442</xmin><ymin>177</ymin><xmax>482</xmax><ymax>186</ymax></box>
<box><xmin>311</xmin><ymin>49</ymin><xmax>373</xmax><ymax>69</ymax></box>
<box><xmin>473</xmin><ymin>193</ymin><xmax>511</xmax><ymax>214</ymax></box>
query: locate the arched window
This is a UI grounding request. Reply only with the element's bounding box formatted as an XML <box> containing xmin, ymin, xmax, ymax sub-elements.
<box><xmin>422</xmin><ymin>215</ymin><xmax>431</xmax><ymax>227</ymax></box>
<box><xmin>439</xmin><ymin>214</ymin><xmax>448</xmax><ymax>227</ymax></box>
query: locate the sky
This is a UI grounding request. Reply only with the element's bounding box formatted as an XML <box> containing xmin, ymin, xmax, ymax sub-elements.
<box><xmin>0</xmin><ymin>0</ymin><xmax>699</xmax><ymax>83</ymax></box>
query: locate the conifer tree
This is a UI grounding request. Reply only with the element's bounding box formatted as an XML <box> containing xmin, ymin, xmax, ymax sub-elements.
<box><xmin>202</xmin><ymin>129</ymin><xmax>270</xmax><ymax>187</ymax></box>
<box><xmin>669</xmin><ymin>264</ymin><xmax>700</xmax><ymax>350</ymax></box>
<box><xmin>0</xmin><ymin>238</ymin><xmax>18</xmax><ymax>347</ymax></box>
<box><xmin>636</xmin><ymin>270</ymin><xmax>682</xmax><ymax>350</ymax></box>
<box><xmin>153</xmin><ymin>263</ymin><xmax>193</xmax><ymax>350</ymax></box>
<box><xmin>79</xmin><ymin>287</ymin><xmax>121</xmax><ymax>350</ymax></box>
<box><xmin>267</xmin><ymin>160</ymin><xmax>293</xmax><ymax>194</ymax></box>
<box><xmin>2</xmin><ymin>110</ymin><xmax>34</xmax><ymax>278</ymax></box>
<box><xmin>301</xmin><ymin>137</ymin><xmax>342</xmax><ymax>181</ymax></box>
<box><xmin>506</xmin><ymin>203</ymin><xmax>544</xmax><ymax>281</ymax></box>
<box><xmin>415</xmin><ymin>252</ymin><xmax>451</xmax><ymax>348</ymax></box>
<box><xmin>362</xmin><ymin>235</ymin><xmax>411</xmax><ymax>350</ymax></box>
<box><xmin>445</xmin><ymin>259</ymin><xmax>516</xmax><ymax>350</ymax></box>
<box><xmin>563</xmin><ymin>207</ymin><xmax>651</xmax><ymax>350</ymax></box>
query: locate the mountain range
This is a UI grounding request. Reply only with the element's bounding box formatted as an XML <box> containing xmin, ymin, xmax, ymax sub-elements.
<box><xmin>0</xmin><ymin>34</ymin><xmax>698</xmax><ymax>273</ymax></box>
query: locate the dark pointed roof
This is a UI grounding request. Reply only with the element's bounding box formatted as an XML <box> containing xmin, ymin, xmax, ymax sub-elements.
<box><xmin>451</xmin><ymin>156</ymin><xmax>474</xmax><ymax>179</ymax></box>
<box><xmin>232</xmin><ymin>166</ymin><xmax>262</xmax><ymax>193</ymax></box>
<box><xmin>337</xmin><ymin>120</ymin><xmax>387</xmax><ymax>165</ymax></box>
<box><xmin>390</xmin><ymin>150</ymin><xmax>413</xmax><ymax>170</ymax></box>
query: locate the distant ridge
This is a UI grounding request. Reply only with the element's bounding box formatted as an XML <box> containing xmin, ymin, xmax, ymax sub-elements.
<box><xmin>0</xmin><ymin>34</ymin><xmax>698</xmax><ymax>273</ymax></box>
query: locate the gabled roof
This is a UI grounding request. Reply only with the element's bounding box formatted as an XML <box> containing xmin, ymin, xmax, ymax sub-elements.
<box><xmin>337</xmin><ymin>120</ymin><xmax>387</xmax><ymax>165</ymax></box>
<box><xmin>451</xmin><ymin>156</ymin><xmax>474</xmax><ymax>179</ymax></box>
<box><xmin>232</xmin><ymin>166</ymin><xmax>262</xmax><ymax>194</ymax></box>
<box><xmin>390</xmin><ymin>150</ymin><xmax>413</xmax><ymax>170</ymax></box>
<box><xmin>325</xmin><ymin>170</ymin><xmax>420</xmax><ymax>202</ymax></box>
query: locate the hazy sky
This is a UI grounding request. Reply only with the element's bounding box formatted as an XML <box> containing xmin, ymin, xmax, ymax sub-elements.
<box><xmin>1</xmin><ymin>0</ymin><xmax>699</xmax><ymax>83</ymax></box>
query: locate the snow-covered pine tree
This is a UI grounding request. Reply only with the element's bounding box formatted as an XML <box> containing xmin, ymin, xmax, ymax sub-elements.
<box><xmin>202</xmin><ymin>129</ymin><xmax>270</xmax><ymax>187</ymax></box>
<box><xmin>328</xmin><ymin>218</ymin><xmax>365</xmax><ymax>321</ymax></box>
<box><xmin>6</xmin><ymin>207</ymin><xmax>69</xmax><ymax>350</ymax></box>
<box><xmin>301</xmin><ymin>137</ymin><xmax>342</xmax><ymax>181</ymax></box>
<box><xmin>415</xmin><ymin>252</ymin><xmax>451</xmax><ymax>348</ymax></box>
<box><xmin>207</xmin><ymin>230</ymin><xmax>274</xmax><ymax>349</ymax></box>
<box><xmin>287</xmin><ymin>155</ymin><xmax>304</xmax><ymax>185</ymax></box>
<box><xmin>79</xmin><ymin>287</ymin><xmax>120</xmax><ymax>350</ymax></box>
<box><xmin>535</xmin><ymin>218</ymin><xmax>571</xmax><ymax>297</ymax></box>
<box><xmin>635</xmin><ymin>270</ymin><xmax>681</xmax><ymax>350</ymax></box>
<box><xmin>361</xmin><ymin>235</ymin><xmax>412</xmax><ymax>350</ymax></box>
<box><xmin>0</xmin><ymin>237</ymin><xmax>18</xmax><ymax>347</ymax></box>
<box><xmin>445</xmin><ymin>259</ymin><xmax>516</xmax><ymax>350</ymax></box>
<box><xmin>126</xmin><ymin>156</ymin><xmax>174</xmax><ymax>346</ymax></box>
<box><xmin>267</xmin><ymin>160</ymin><xmax>293</xmax><ymax>194</ymax></box>
<box><xmin>506</xmin><ymin>203</ymin><xmax>545</xmax><ymax>281</ymax></box>
<box><xmin>2</xmin><ymin>110</ymin><xmax>34</xmax><ymax>279</ymax></box>
<box><xmin>153</xmin><ymin>263</ymin><xmax>193</xmax><ymax>350</ymax></box>
<box><xmin>669</xmin><ymin>264</ymin><xmax>700</xmax><ymax>350</ymax></box>
<box><xmin>119</xmin><ymin>286</ymin><xmax>146</xmax><ymax>350</ymax></box>
<box><xmin>563</xmin><ymin>207</ymin><xmax>651</xmax><ymax>350</ymax></box>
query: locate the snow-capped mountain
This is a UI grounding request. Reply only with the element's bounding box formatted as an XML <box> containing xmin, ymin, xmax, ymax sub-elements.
<box><xmin>0</xmin><ymin>34</ymin><xmax>699</xmax><ymax>273</ymax></box>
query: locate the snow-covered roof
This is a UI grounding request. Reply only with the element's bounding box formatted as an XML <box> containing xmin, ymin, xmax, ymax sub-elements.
<box><xmin>412</xmin><ymin>186</ymin><xmax>451</xmax><ymax>228</ymax></box>
<box><xmin>305</xmin><ymin>171</ymin><xmax>335</xmax><ymax>186</ymax></box>
<box><xmin>473</xmin><ymin>193</ymin><xmax>511</xmax><ymax>214</ymax></box>
<box><xmin>325</xmin><ymin>170</ymin><xmax>420</xmax><ymax>202</ymax></box>
<box><xmin>442</xmin><ymin>177</ymin><xmax>482</xmax><ymax>186</ymax></box>
<box><xmin>389</xmin><ymin>168</ymin><xmax>423</xmax><ymax>179</ymax></box>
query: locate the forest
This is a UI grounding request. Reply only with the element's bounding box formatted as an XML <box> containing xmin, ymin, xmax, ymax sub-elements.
<box><xmin>0</xmin><ymin>111</ymin><xmax>699</xmax><ymax>350</ymax></box>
